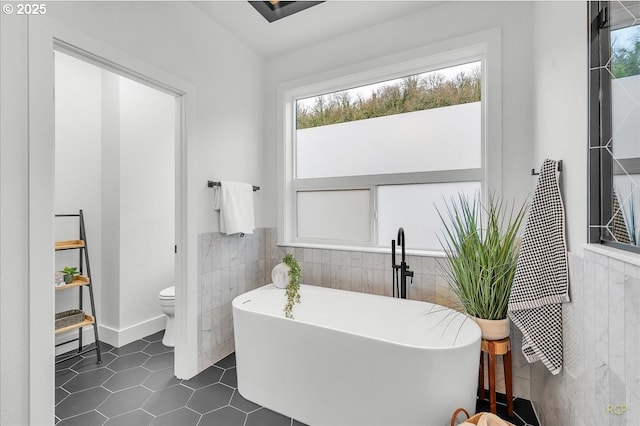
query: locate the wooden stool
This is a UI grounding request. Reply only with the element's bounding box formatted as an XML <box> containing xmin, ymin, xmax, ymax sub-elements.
<box><xmin>477</xmin><ymin>337</ymin><xmax>513</xmax><ymax>417</ymax></box>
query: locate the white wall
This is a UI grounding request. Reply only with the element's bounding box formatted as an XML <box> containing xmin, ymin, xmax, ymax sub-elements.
<box><xmin>119</xmin><ymin>77</ymin><xmax>175</xmax><ymax>331</ymax></box>
<box><xmin>531</xmin><ymin>1</ymin><xmax>588</xmax><ymax>253</ymax></box>
<box><xmin>44</xmin><ymin>2</ymin><xmax>266</xmax><ymax>234</ymax></box>
<box><xmin>1</xmin><ymin>3</ymin><xmax>265</xmax><ymax>423</ymax></box>
<box><xmin>102</xmin><ymin>70</ymin><xmax>122</xmax><ymax>331</ymax></box>
<box><xmin>264</xmin><ymin>1</ymin><xmax>535</xmax><ymax>228</ymax></box>
<box><xmin>0</xmin><ymin>12</ymin><xmax>30</xmax><ymax>426</ymax></box>
<box><xmin>54</xmin><ymin>52</ymin><xmax>104</xmax><ymax>333</ymax></box>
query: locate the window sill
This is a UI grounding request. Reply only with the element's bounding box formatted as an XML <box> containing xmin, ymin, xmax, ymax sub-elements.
<box><xmin>583</xmin><ymin>243</ymin><xmax>640</xmax><ymax>267</ymax></box>
<box><xmin>277</xmin><ymin>241</ymin><xmax>446</xmax><ymax>258</ymax></box>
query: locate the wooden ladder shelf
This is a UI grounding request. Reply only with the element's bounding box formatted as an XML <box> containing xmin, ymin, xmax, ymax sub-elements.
<box><xmin>54</xmin><ymin>210</ymin><xmax>102</xmax><ymax>365</ymax></box>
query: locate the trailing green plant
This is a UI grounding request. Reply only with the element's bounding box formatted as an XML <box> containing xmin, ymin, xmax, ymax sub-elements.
<box><xmin>437</xmin><ymin>194</ymin><xmax>526</xmax><ymax>320</ymax></box>
<box><xmin>282</xmin><ymin>253</ymin><xmax>301</xmax><ymax>319</ymax></box>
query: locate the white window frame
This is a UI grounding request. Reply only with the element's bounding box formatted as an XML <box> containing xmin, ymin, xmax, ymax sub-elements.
<box><xmin>277</xmin><ymin>28</ymin><xmax>502</xmax><ymax>253</ymax></box>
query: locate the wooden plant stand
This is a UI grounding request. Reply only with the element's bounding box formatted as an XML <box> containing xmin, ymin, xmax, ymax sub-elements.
<box><xmin>478</xmin><ymin>337</ymin><xmax>513</xmax><ymax>417</ymax></box>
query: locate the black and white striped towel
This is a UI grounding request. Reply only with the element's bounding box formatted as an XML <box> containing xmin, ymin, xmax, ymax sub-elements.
<box><xmin>508</xmin><ymin>159</ymin><xmax>569</xmax><ymax>375</ymax></box>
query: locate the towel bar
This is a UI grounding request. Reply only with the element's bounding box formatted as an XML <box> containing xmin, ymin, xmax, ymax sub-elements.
<box><xmin>207</xmin><ymin>181</ymin><xmax>260</xmax><ymax>191</ymax></box>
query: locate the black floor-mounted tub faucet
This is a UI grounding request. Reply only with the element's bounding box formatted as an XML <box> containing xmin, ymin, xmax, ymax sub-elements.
<box><xmin>392</xmin><ymin>227</ymin><xmax>413</xmax><ymax>299</ymax></box>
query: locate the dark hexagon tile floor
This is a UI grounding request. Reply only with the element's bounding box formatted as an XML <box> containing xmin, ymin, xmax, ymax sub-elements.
<box><xmin>54</xmin><ymin>335</ymin><xmax>295</xmax><ymax>426</ymax></box>
<box><xmin>55</xmin><ymin>333</ymin><xmax>539</xmax><ymax>426</ymax></box>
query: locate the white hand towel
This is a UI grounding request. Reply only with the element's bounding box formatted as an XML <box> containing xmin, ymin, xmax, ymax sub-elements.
<box><xmin>213</xmin><ymin>180</ymin><xmax>255</xmax><ymax>235</ymax></box>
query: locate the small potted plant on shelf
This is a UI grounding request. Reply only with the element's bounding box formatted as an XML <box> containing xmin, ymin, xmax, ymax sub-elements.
<box><xmin>61</xmin><ymin>266</ymin><xmax>78</xmax><ymax>284</ymax></box>
<box><xmin>438</xmin><ymin>193</ymin><xmax>526</xmax><ymax>340</ymax></box>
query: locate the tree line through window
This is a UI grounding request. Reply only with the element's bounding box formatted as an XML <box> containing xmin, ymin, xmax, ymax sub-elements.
<box><xmin>296</xmin><ymin>62</ymin><xmax>481</xmax><ymax>130</ymax></box>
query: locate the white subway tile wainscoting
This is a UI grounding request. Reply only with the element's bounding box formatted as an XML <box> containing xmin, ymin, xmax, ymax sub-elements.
<box><xmin>531</xmin><ymin>247</ymin><xmax>640</xmax><ymax>426</ymax></box>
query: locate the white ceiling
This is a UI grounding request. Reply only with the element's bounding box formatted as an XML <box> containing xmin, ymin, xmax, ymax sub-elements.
<box><xmin>192</xmin><ymin>1</ymin><xmax>443</xmax><ymax>58</ymax></box>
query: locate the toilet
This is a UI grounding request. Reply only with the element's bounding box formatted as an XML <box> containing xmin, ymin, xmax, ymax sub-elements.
<box><xmin>158</xmin><ymin>286</ymin><xmax>175</xmax><ymax>347</ymax></box>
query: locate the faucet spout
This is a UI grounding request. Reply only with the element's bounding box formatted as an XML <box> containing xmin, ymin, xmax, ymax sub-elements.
<box><xmin>392</xmin><ymin>227</ymin><xmax>413</xmax><ymax>299</ymax></box>
<box><xmin>397</xmin><ymin>227</ymin><xmax>406</xmax><ymax>264</ymax></box>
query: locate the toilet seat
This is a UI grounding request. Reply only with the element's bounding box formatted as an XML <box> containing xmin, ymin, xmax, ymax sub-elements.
<box><xmin>159</xmin><ymin>286</ymin><xmax>175</xmax><ymax>300</ymax></box>
<box><xmin>158</xmin><ymin>285</ymin><xmax>175</xmax><ymax>347</ymax></box>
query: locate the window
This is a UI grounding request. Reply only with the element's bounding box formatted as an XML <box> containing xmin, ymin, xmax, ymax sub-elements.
<box><xmin>278</xmin><ymin>31</ymin><xmax>502</xmax><ymax>252</ymax></box>
<box><xmin>295</xmin><ymin>63</ymin><xmax>482</xmax><ymax>179</ymax></box>
<box><xmin>589</xmin><ymin>1</ymin><xmax>640</xmax><ymax>254</ymax></box>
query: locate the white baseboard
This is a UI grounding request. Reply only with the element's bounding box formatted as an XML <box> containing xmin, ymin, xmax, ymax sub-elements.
<box><xmin>55</xmin><ymin>315</ymin><xmax>166</xmax><ymax>354</ymax></box>
<box><xmin>100</xmin><ymin>315</ymin><xmax>167</xmax><ymax>347</ymax></box>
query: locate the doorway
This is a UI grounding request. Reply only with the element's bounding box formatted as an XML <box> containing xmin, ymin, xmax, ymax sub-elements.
<box><xmin>26</xmin><ymin>21</ymin><xmax>200</xmax><ymax>422</ymax></box>
<box><xmin>53</xmin><ymin>50</ymin><xmax>176</xmax><ymax>353</ymax></box>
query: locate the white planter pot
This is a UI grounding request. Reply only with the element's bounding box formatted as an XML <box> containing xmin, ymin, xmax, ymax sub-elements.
<box><xmin>473</xmin><ymin>317</ymin><xmax>510</xmax><ymax>340</ymax></box>
<box><xmin>271</xmin><ymin>262</ymin><xmax>290</xmax><ymax>289</ymax></box>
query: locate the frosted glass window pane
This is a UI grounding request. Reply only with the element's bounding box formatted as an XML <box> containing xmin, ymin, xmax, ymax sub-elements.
<box><xmin>377</xmin><ymin>182</ymin><xmax>481</xmax><ymax>251</ymax></box>
<box><xmin>298</xmin><ymin>190</ymin><xmax>371</xmax><ymax>242</ymax></box>
<box><xmin>612</xmin><ymin>76</ymin><xmax>640</xmax><ymax>159</ymax></box>
<box><xmin>296</xmin><ymin>103</ymin><xmax>480</xmax><ymax>178</ymax></box>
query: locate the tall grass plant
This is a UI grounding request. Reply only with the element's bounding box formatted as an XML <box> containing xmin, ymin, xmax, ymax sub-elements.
<box><xmin>437</xmin><ymin>194</ymin><xmax>526</xmax><ymax>320</ymax></box>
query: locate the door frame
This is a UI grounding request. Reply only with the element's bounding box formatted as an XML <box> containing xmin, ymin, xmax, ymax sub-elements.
<box><xmin>28</xmin><ymin>17</ymin><xmax>199</xmax><ymax>425</ymax></box>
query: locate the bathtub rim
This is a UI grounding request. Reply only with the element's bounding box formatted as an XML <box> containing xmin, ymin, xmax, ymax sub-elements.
<box><xmin>232</xmin><ymin>283</ymin><xmax>482</xmax><ymax>352</ymax></box>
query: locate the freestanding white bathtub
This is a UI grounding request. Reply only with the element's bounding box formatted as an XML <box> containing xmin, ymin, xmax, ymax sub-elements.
<box><xmin>232</xmin><ymin>284</ymin><xmax>481</xmax><ymax>426</ymax></box>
